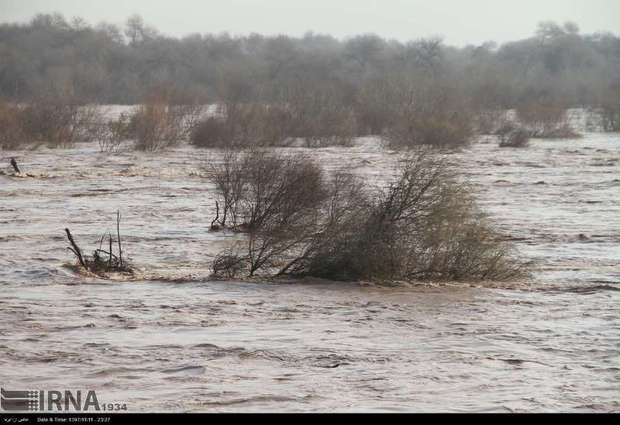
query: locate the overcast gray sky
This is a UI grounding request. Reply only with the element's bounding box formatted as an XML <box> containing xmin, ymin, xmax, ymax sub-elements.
<box><xmin>1</xmin><ymin>0</ymin><xmax>619</xmax><ymax>45</ymax></box>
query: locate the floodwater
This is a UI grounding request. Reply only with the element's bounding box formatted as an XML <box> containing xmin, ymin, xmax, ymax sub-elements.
<box><xmin>1</xmin><ymin>121</ymin><xmax>619</xmax><ymax>412</ymax></box>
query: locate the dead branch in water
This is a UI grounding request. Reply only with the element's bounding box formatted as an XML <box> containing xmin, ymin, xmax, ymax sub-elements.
<box><xmin>64</xmin><ymin>212</ymin><xmax>134</xmax><ymax>277</ymax></box>
<box><xmin>65</xmin><ymin>228</ymin><xmax>86</xmax><ymax>269</ymax></box>
<box><xmin>108</xmin><ymin>232</ymin><xmax>113</xmax><ymax>270</ymax></box>
<box><xmin>210</xmin><ymin>201</ymin><xmax>222</xmax><ymax>231</ymax></box>
<box><xmin>117</xmin><ymin>210</ymin><xmax>123</xmax><ymax>268</ymax></box>
<box><xmin>10</xmin><ymin>158</ymin><xmax>20</xmax><ymax>174</ymax></box>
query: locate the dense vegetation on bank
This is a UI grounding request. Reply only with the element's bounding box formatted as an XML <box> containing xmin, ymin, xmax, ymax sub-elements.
<box><xmin>1</xmin><ymin>14</ymin><xmax>619</xmax><ymax>152</ymax></box>
<box><xmin>1</xmin><ymin>14</ymin><xmax>619</xmax><ymax>111</ymax></box>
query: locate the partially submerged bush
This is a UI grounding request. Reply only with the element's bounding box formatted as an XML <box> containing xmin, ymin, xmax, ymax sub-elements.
<box><xmin>71</xmin><ymin>105</ymin><xmax>108</xmax><ymax>144</ymax></box>
<box><xmin>296</xmin><ymin>106</ymin><xmax>357</xmax><ymax>147</ymax></box>
<box><xmin>98</xmin><ymin>112</ymin><xmax>132</xmax><ymax>153</ymax></box>
<box><xmin>601</xmin><ymin>106</ymin><xmax>620</xmax><ymax>132</ymax></box>
<box><xmin>0</xmin><ymin>97</ymin><xmax>106</xmax><ymax>149</ymax></box>
<box><xmin>191</xmin><ymin>115</ymin><xmax>231</xmax><ymax>148</ymax></box>
<box><xmin>234</xmin><ymin>103</ymin><xmax>293</xmax><ymax>147</ymax></box>
<box><xmin>118</xmin><ymin>91</ymin><xmax>203</xmax><ymax>151</ymax></box>
<box><xmin>600</xmin><ymin>82</ymin><xmax>620</xmax><ymax>132</ymax></box>
<box><xmin>285</xmin><ymin>89</ymin><xmax>357</xmax><ymax>147</ymax></box>
<box><xmin>191</xmin><ymin>103</ymin><xmax>291</xmax><ymax>148</ymax></box>
<box><xmin>474</xmin><ymin>109</ymin><xmax>507</xmax><ymax>135</ymax></box>
<box><xmin>208</xmin><ymin>150</ymin><xmax>328</xmax><ymax>277</ymax></box>
<box><xmin>129</xmin><ymin>102</ymin><xmax>188</xmax><ymax>151</ymax></box>
<box><xmin>353</xmin><ymin>80</ymin><xmax>394</xmax><ymax>136</ymax></box>
<box><xmin>19</xmin><ymin>101</ymin><xmax>77</xmax><ymax>147</ymax></box>
<box><xmin>191</xmin><ymin>99</ymin><xmax>357</xmax><ymax>149</ymax></box>
<box><xmin>497</xmin><ymin>123</ymin><xmax>530</xmax><ymax>148</ymax></box>
<box><xmin>516</xmin><ymin>101</ymin><xmax>580</xmax><ymax>138</ymax></box>
<box><xmin>242</xmin><ymin>152</ymin><xmax>327</xmax><ymax>275</ymax></box>
<box><xmin>209</xmin><ymin>149</ymin><xmax>526</xmax><ymax>282</ymax></box>
<box><xmin>212</xmin><ymin>249</ymin><xmax>248</xmax><ymax>278</ymax></box>
<box><xmin>0</xmin><ymin>101</ymin><xmax>28</xmax><ymax>149</ymax></box>
<box><xmin>385</xmin><ymin>82</ymin><xmax>474</xmax><ymax>148</ymax></box>
<box><xmin>64</xmin><ymin>212</ymin><xmax>134</xmax><ymax>277</ymax></box>
<box><xmin>207</xmin><ymin>149</ymin><xmax>248</xmax><ymax>227</ymax></box>
<box><xmin>22</xmin><ymin>100</ymin><xmax>107</xmax><ymax>148</ymax></box>
<box><xmin>301</xmin><ymin>152</ymin><xmax>523</xmax><ymax>281</ymax></box>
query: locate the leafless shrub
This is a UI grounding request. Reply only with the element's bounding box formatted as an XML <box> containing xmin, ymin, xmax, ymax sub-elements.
<box><xmin>19</xmin><ymin>97</ymin><xmax>108</xmax><ymax>148</ymax></box>
<box><xmin>516</xmin><ymin>101</ymin><xmax>580</xmax><ymax>138</ymax></box>
<box><xmin>124</xmin><ymin>90</ymin><xmax>202</xmax><ymax>152</ymax></box>
<box><xmin>226</xmin><ymin>103</ymin><xmax>292</xmax><ymax>147</ymax></box>
<box><xmin>73</xmin><ymin>105</ymin><xmax>108</xmax><ymax>144</ymax></box>
<box><xmin>285</xmin><ymin>88</ymin><xmax>358</xmax><ymax>147</ymax></box>
<box><xmin>385</xmin><ymin>82</ymin><xmax>474</xmax><ymax>148</ymax></box>
<box><xmin>600</xmin><ymin>82</ymin><xmax>620</xmax><ymax>132</ymax></box>
<box><xmin>601</xmin><ymin>106</ymin><xmax>620</xmax><ymax>132</ymax></box>
<box><xmin>298</xmin><ymin>107</ymin><xmax>357</xmax><ymax>147</ymax></box>
<box><xmin>474</xmin><ymin>109</ymin><xmax>507</xmax><ymax>135</ymax></box>
<box><xmin>98</xmin><ymin>112</ymin><xmax>131</xmax><ymax>153</ymax></box>
<box><xmin>282</xmin><ymin>172</ymin><xmax>371</xmax><ymax>279</ymax></box>
<box><xmin>65</xmin><ymin>211</ymin><xmax>135</xmax><ymax>277</ymax></box>
<box><xmin>497</xmin><ymin>124</ymin><xmax>530</xmax><ymax>148</ymax></box>
<box><xmin>354</xmin><ymin>80</ymin><xmax>394</xmax><ymax>135</ymax></box>
<box><xmin>191</xmin><ymin>97</ymin><xmax>357</xmax><ymax>149</ymax></box>
<box><xmin>25</xmin><ymin>107</ymin><xmax>68</xmax><ymax>146</ymax></box>
<box><xmin>1</xmin><ymin>98</ymin><xmax>107</xmax><ymax>149</ymax></box>
<box><xmin>207</xmin><ymin>150</ymin><xmax>247</xmax><ymax>227</ymax></box>
<box><xmin>208</xmin><ymin>150</ymin><xmax>328</xmax><ymax>276</ymax></box>
<box><xmin>178</xmin><ymin>104</ymin><xmax>205</xmax><ymax>137</ymax></box>
<box><xmin>212</xmin><ymin>248</ymin><xmax>248</xmax><ymax>278</ymax></box>
<box><xmin>18</xmin><ymin>101</ymin><xmax>79</xmax><ymax>147</ymax></box>
<box><xmin>0</xmin><ymin>101</ymin><xmax>28</xmax><ymax>149</ymax></box>
<box><xmin>128</xmin><ymin>102</ymin><xmax>186</xmax><ymax>151</ymax></box>
<box><xmin>191</xmin><ymin>103</ymin><xmax>291</xmax><ymax>148</ymax></box>
<box><xmin>242</xmin><ymin>152</ymin><xmax>327</xmax><ymax>275</ymax></box>
<box><xmin>190</xmin><ymin>115</ymin><xmax>231</xmax><ymax>148</ymax></box>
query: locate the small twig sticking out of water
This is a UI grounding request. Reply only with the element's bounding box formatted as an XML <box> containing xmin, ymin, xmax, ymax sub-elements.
<box><xmin>65</xmin><ymin>228</ymin><xmax>86</xmax><ymax>269</ymax></box>
<box><xmin>64</xmin><ymin>212</ymin><xmax>134</xmax><ymax>277</ymax></box>
<box><xmin>93</xmin><ymin>249</ymin><xmax>118</xmax><ymax>260</ymax></box>
<box><xmin>117</xmin><ymin>210</ymin><xmax>123</xmax><ymax>268</ymax></box>
<box><xmin>108</xmin><ymin>232</ymin><xmax>113</xmax><ymax>270</ymax></box>
<box><xmin>10</xmin><ymin>158</ymin><xmax>20</xmax><ymax>174</ymax></box>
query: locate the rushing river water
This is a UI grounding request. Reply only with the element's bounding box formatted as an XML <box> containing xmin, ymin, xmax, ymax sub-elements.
<box><xmin>0</xmin><ymin>127</ymin><xmax>619</xmax><ymax>412</ymax></box>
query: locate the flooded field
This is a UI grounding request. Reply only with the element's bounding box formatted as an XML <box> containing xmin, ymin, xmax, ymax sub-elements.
<box><xmin>0</xmin><ymin>129</ymin><xmax>619</xmax><ymax>412</ymax></box>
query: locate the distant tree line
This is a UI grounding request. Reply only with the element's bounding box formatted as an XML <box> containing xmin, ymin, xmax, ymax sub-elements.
<box><xmin>0</xmin><ymin>13</ymin><xmax>618</xmax><ymax>109</ymax></box>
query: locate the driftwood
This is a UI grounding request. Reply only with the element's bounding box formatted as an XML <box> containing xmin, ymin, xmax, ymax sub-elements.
<box><xmin>65</xmin><ymin>210</ymin><xmax>132</xmax><ymax>276</ymax></box>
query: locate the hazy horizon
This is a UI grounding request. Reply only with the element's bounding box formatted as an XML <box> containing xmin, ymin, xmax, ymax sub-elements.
<box><xmin>1</xmin><ymin>0</ymin><xmax>619</xmax><ymax>45</ymax></box>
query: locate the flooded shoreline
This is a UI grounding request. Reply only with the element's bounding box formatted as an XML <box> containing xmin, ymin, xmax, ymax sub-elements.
<box><xmin>1</xmin><ymin>131</ymin><xmax>619</xmax><ymax>412</ymax></box>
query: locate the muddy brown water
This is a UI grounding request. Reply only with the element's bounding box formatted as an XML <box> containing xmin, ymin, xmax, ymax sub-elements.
<box><xmin>0</xmin><ymin>128</ymin><xmax>619</xmax><ymax>412</ymax></box>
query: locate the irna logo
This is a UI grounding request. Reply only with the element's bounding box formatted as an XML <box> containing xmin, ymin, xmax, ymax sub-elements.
<box><xmin>1</xmin><ymin>388</ymin><xmax>102</xmax><ymax>412</ymax></box>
